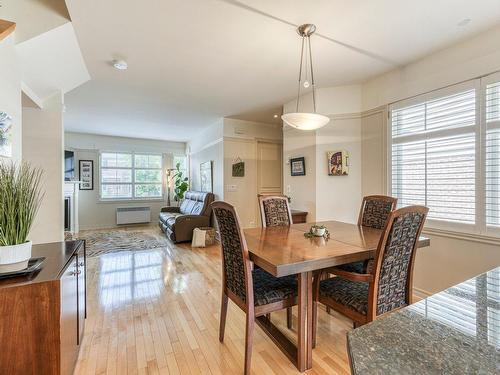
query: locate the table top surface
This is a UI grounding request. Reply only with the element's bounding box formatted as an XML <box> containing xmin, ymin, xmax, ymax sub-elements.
<box><xmin>0</xmin><ymin>240</ymin><xmax>84</xmax><ymax>288</ymax></box>
<box><xmin>244</xmin><ymin>220</ymin><xmax>430</xmax><ymax>277</ymax></box>
<box><xmin>347</xmin><ymin>267</ymin><xmax>500</xmax><ymax>375</ymax></box>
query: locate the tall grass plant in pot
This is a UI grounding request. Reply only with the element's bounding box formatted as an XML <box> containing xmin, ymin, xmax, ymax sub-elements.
<box><xmin>0</xmin><ymin>162</ymin><xmax>43</xmax><ymax>272</ymax></box>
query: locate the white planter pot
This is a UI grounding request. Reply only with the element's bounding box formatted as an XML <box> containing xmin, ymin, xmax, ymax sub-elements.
<box><xmin>313</xmin><ymin>227</ymin><xmax>326</xmax><ymax>237</ymax></box>
<box><xmin>0</xmin><ymin>241</ymin><xmax>32</xmax><ymax>272</ymax></box>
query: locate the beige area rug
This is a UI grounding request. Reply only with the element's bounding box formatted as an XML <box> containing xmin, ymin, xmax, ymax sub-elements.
<box><xmin>79</xmin><ymin>230</ymin><xmax>166</xmax><ymax>257</ymax></box>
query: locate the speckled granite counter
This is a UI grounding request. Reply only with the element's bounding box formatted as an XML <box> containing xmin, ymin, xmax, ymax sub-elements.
<box><xmin>347</xmin><ymin>267</ymin><xmax>500</xmax><ymax>375</ymax></box>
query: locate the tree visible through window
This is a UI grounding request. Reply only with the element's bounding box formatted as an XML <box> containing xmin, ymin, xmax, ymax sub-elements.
<box><xmin>100</xmin><ymin>152</ymin><xmax>163</xmax><ymax>199</ymax></box>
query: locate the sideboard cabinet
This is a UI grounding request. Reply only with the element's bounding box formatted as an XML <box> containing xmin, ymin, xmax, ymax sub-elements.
<box><xmin>0</xmin><ymin>240</ymin><xmax>86</xmax><ymax>375</ymax></box>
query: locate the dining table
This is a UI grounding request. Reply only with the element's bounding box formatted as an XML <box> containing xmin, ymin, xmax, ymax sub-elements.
<box><xmin>243</xmin><ymin>220</ymin><xmax>430</xmax><ymax>372</ymax></box>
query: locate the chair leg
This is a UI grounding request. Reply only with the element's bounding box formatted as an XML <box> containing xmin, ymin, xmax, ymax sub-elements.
<box><xmin>326</xmin><ymin>306</ymin><xmax>331</xmax><ymax>314</ymax></box>
<box><xmin>265</xmin><ymin>313</ymin><xmax>271</xmax><ymax>321</ymax></box>
<box><xmin>219</xmin><ymin>293</ymin><xmax>228</xmax><ymax>342</ymax></box>
<box><xmin>286</xmin><ymin>307</ymin><xmax>293</xmax><ymax>329</ymax></box>
<box><xmin>312</xmin><ymin>301</ymin><xmax>318</xmax><ymax>348</ymax></box>
<box><xmin>244</xmin><ymin>312</ymin><xmax>255</xmax><ymax>375</ymax></box>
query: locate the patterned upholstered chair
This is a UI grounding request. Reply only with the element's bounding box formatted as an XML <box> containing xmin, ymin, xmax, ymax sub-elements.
<box><xmin>336</xmin><ymin>195</ymin><xmax>398</xmax><ymax>274</ymax></box>
<box><xmin>258</xmin><ymin>194</ymin><xmax>293</xmax><ymax>228</ymax></box>
<box><xmin>257</xmin><ymin>194</ymin><xmax>294</xmax><ymax>328</ymax></box>
<box><xmin>313</xmin><ymin>205</ymin><xmax>428</xmax><ymax>339</ymax></box>
<box><xmin>212</xmin><ymin>201</ymin><xmax>298</xmax><ymax>375</ymax></box>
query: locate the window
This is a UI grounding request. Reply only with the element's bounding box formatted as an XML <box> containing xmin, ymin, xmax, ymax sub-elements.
<box><xmin>100</xmin><ymin>152</ymin><xmax>163</xmax><ymax>200</ymax></box>
<box><xmin>389</xmin><ymin>72</ymin><xmax>500</xmax><ymax>236</ymax></box>
<box><xmin>486</xmin><ymin>80</ymin><xmax>500</xmax><ymax>228</ymax></box>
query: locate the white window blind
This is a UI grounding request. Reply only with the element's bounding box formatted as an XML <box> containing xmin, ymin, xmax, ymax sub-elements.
<box><xmin>391</xmin><ymin>87</ymin><xmax>477</xmax><ymax>225</ymax></box>
<box><xmin>486</xmin><ymin>80</ymin><xmax>500</xmax><ymax>227</ymax></box>
<box><xmin>100</xmin><ymin>152</ymin><xmax>163</xmax><ymax>200</ymax></box>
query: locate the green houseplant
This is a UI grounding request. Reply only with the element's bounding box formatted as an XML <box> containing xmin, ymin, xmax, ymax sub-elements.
<box><xmin>173</xmin><ymin>162</ymin><xmax>189</xmax><ymax>203</ymax></box>
<box><xmin>0</xmin><ymin>162</ymin><xmax>44</xmax><ymax>272</ymax></box>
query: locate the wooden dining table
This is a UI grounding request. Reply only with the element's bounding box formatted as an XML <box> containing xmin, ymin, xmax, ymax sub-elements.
<box><xmin>243</xmin><ymin>220</ymin><xmax>430</xmax><ymax>372</ymax></box>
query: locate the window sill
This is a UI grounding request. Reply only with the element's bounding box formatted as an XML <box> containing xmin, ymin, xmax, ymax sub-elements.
<box><xmin>423</xmin><ymin>227</ymin><xmax>500</xmax><ymax>246</ymax></box>
<box><xmin>98</xmin><ymin>198</ymin><xmax>165</xmax><ymax>204</ymax></box>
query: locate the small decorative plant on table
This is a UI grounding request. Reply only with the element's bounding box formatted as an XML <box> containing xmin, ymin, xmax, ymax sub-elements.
<box><xmin>304</xmin><ymin>224</ymin><xmax>330</xmax><ymax>239</ymax></box>
<box><xmin>0</xmin><ymin>162</ymin><xmax>44</xmax><ymax>272</ymax></box>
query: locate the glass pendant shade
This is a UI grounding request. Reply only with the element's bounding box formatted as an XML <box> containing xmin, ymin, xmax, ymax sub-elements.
<box><xmin>281</xmin><ymin>112</ymin><xmax>330</xmax><ymax>130</ymax></box>
<box><xmin>284</xmin><ymin>24</ymin><xmax>330</xmax><ymax>131</ymax></box>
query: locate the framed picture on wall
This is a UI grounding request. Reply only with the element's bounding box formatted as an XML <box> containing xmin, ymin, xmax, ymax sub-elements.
<box><xmin>290</xmin><ymin>157</ymin><xmax>306</xmax><ymax>176</ymax></box>
<box><xmin>327</xmin><ymin>151</ymin><xmax>349</xmax><ymax>176</ymax></box>
<box><xmin>79</xmin><ymin>160</ymin><xmax>94</xmax><ymax>190</ymax></box>
<box><xmin>200</xmin><ymin>161</ymin><xmax>213</xmax><ymax>192</ymax></box>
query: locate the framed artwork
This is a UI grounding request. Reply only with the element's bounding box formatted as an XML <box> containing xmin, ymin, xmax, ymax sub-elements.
<box><xmin>79</xmin><ymin>160</ymin><xmax>94</xmax><ymax>190</ymax></box>
<box><xmin>232</xmin><ymin>158</ymin><xmax>245</xmax><ymax>177</ymax></box>
<box><xmin>290</xmin><ymin>157</ymin><xmax>306</xmax><ymax>176</ymax></box>
<box><xmin>327</xmin><ymin>151</ymin><xmax>349</xmax><ymax>176</ymax></box>
<box><xmin>0</xmin><ymin>112</ymin><xmax>13</xmax><ymax>158</ymax></box>
<box><xmin>200</xmin><ymin>161</ymin><xmax>213</xmax><ymax>192</ymax></box>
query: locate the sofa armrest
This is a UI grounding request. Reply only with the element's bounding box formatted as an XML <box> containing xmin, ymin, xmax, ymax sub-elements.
<box><xmin>161</xmin><ymin>206</ymin><xmax>181</xmax><ymax>213</ymax></box>
<box><xmin>173</xmin><ymin>215</ymin><xmax>211</xmax><ymax>243</ymax></box>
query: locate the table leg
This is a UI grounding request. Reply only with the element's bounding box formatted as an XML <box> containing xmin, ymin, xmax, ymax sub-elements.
<box><xmin>297</xmin><ymin>271</ymin><xmax>313</xmax><ymax>371</ymax></box>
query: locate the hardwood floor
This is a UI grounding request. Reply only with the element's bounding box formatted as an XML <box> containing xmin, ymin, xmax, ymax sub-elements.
<box><xmin>74</xmin><ymin>226</ymin><xmax>352</xmax><ymax>375</ymax></box>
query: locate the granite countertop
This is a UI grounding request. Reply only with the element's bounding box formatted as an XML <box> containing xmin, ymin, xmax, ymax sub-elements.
<box><xmin>347</xmin><ymin>267</ymin><xmax>500</xmax><ymax>375</ymax></box>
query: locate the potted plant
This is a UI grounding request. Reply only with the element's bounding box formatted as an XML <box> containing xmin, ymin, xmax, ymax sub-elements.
<box><xmin>173</xmin><ymin>162</ymin><xmax>189</xmax><ymax>203</ymax></box>
<box><xmin>0</xmin><ymin>162</ymin><xmax>44</xmax><ymax>272</ymax></box>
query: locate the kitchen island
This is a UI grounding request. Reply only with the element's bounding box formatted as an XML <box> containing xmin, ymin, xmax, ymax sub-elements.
<box><xmin>348</xmin><ymin>267</ymin><xmax>499</xmax><ymax>374</ymax></box>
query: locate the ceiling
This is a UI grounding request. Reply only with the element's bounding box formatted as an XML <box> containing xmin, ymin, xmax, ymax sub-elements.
<box><xmin>63</xmin><ymin>0</ymin><xmax>500</xmax><ymax>141</ymax></box>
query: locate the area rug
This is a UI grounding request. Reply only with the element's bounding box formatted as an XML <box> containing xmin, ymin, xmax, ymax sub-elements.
<box><xmin>81</xmin><ymin>230</ymin><xmax>166</xmax><ymax>257</ymax></box>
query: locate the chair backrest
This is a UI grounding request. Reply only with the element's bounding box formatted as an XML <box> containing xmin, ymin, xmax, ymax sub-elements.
<box><xmin>180</xmin><ymin>191</ymin><xmax>215</xmax><ymax>216</ymax></box>
<box><xmin>211</xmin><ymin>201</ymin><xmax>253</xmax><ymax>307</ymax></box>
<box><xmin>258</xmin><ymin>195</ymin><xmax>292</xmax><ymax>227</ymax></box>
<box><xmin>369</xmin><ymin>205</ymin><xmax>428</xmax><ymax>319</ymax></box>
<box><xmin>358</xmin><ymin>195</ymin><xmax>398</xmax><ymax>229</ymax></box>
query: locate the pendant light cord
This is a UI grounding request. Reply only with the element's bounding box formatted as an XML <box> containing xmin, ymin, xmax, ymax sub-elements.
<box><xmin>296</xmin><ymin>36</ymin><xmax>305</xmax><ymax>113</ymax></box>
<box><xmin>295</xmin><ymin>34</ymin><xmax>317</xmax><ymax>113</ymax></box>
<box><xmin>308</xmin><ymin>35</ymin><xmax>317</xmax><ymax>113</ymax></box>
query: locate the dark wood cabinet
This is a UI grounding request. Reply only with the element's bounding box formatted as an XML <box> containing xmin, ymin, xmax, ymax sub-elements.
<box><xmin>60</xmin><ymin>256</ymin><xmax>79</xmax><ymax>375</ymax></box>
<box><xmin>0</xmin><ymin>240</ymin><xmax>86</xmax><ymax>375</ymax></box>
<box><xmin>291</xmin><ymin>209</ymin><xmax>308</xmax><ymax>224</ymax></box>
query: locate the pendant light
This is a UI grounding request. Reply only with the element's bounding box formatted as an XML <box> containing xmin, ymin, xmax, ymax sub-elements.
<box><xmin>282</xmin><ymin>24</ymin><xmax>330</xmax><ymax>131</ymax></box>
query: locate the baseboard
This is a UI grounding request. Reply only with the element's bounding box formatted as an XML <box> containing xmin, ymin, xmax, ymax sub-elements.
<box><xmin>413</xmin><ymin>287</ymin><xmax>433</xmax><ymax>301</ymax></box>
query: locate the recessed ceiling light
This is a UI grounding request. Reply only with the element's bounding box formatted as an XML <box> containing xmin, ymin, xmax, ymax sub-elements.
<box><xmin>273</xmin><ymin>114</ymin><xmax>279</xmax><ymax>118</ymax></box>
<box><xmin>457</xmin><ymin>18</ymin><xmax>471</xmax><ymax>27</ymax></box>
<box><xmin>113</xmin><ymin>59</ymin><xmax>128</xmax><ymax>70</ymax></box>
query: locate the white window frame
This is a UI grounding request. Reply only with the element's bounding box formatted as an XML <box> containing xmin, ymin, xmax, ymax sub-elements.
<box><xmin>483</xmin><ymin>71</ymin><xmax>500</xmax><ymax>238</ymax></box>
<box><xmin>388</xmin><ymin>73</ymin><xmax>500</xmax><ymax>239</ymax></box>
<box><xmin>99</xmin><ymin>151</ymin><xmax>164</xmax><ymax>201</ymax></box>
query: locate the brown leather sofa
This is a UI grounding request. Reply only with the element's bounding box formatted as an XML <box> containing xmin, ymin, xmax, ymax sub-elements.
<box><xmin>159</xmin><ymin>191</ymin><xmax>215</xmax><ymax>243</ymax></box>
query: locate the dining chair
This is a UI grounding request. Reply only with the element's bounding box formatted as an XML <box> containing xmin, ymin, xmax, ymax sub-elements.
<box><xmin>258</xmin><ymin>194</ymin><xmax>294</xmax><ymax>328</ymax></box>
<box><xmin>337</xmin><ymin>195</ymin><xmax>398</xmax><ymax>274</ymax></box>
<box><xmin>212</xmin><ymin>201</ymin><xmax>298</xmax><ymax>375</ymax></box>
<box><xmin>258</xmin><ymin>194</ymin><xmax>293</xmax><ymax>227</ymax></box>
<box><xmin>312</xmin><ymin>205</ymin><xmax>428</xmax><ymax>342</ymax></box>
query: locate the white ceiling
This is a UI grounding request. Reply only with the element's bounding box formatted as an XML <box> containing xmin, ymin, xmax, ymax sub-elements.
<box><xmin>17</xmin><ymin>22</ymin><xmax>90</xmax><ymax>102</ymax></box>
<box><xmin>64</xmin><ymin>0</ymin><xmax>500</xmax><ymax>141</ymax></box>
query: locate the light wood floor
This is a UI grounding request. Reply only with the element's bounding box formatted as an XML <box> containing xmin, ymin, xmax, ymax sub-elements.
<box><xmin>74</xmin><ymin>226</ymin><xmax>353</xmax><ymax>375</ymax></box>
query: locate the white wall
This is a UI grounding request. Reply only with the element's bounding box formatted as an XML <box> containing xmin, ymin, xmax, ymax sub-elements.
<box><xmin>223</xmin><ymin>118</ymin><xmax>283</xmax><ymax>227</ymax></box>
<box><xmin>362</xmin><ymin>24</ymin><xmax>500</xmax><ymax>111</ymax></box>
<box><xmin>0</xmin><ymin>34</ymin><xmax>22</xmax><ymax>163</ymax></box>
<box><xmin>22</xmin><ymin>93</ymin><xmax>64</xmax><ymax>244</ymax></box>
<box><xmin>65</xmin><ymin>132</ymin><xmax>186</xmax><ymax>231</ymax></box>
<box><xmin>188</xmin><ymin>120</ymin><xmax>225</xmax><ymax>200</ymax></box>
<box><xmin>315</xmin><ymin>116</ymin><xmax>362</xmax><ymax>224</ymax></box>
<box><xmin>283</xmin><ymin>85</ymin><xmax>363</xmax><ymax>223</ymax></box>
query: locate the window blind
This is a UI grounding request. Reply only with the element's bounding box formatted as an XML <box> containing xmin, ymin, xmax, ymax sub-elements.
<box><xmin>391</xmin><ymin>88</ymin><xmax>476</xmax><ymax>225</ymax></box>
<box><xmin>486</xmin><ymin>81</ymin><xmax>500</xmax><ymax>227</ymax></box>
